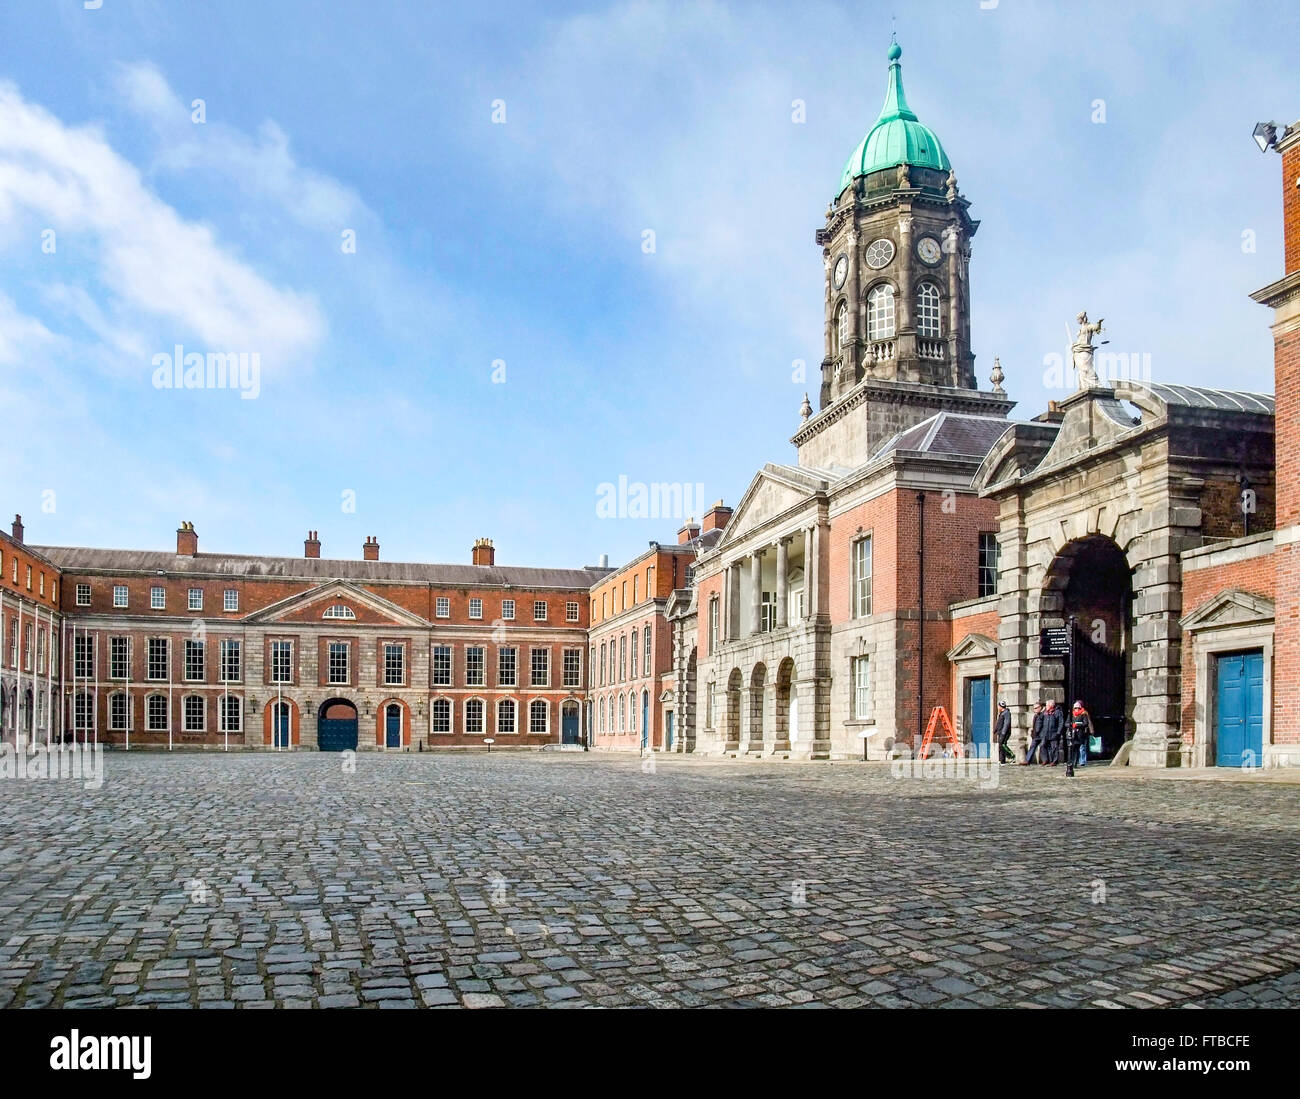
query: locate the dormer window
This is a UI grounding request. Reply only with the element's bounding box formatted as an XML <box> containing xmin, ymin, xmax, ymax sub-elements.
<box><xmin>322</xmin><ymin>604</ymin><xmax>356</xmax><ymax>620</ymax></box>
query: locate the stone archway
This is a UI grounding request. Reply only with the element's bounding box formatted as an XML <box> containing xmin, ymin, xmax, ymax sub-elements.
<box><xmin>317</xmin><ymin>698</ymin><xmax>358</xmax><ymax>752</ymax></box>
<box><xmin>1041</xmin><ymin>534</ymin><xmax>1133</xmax><ymax>759</ymax></box>
<box><xmin>725</xmin><ymin>668</ymin><xmax>742</xmax><ymax>751</ymax></box>
<box><xmin>748</xmin><ymin>663</ymin><xmax>767</xmax><ymax>753</ymax></box>
<box><xmin>774</xmin><ymin>657</ymin><xmax>795</xmax><ymax>750</ymax></box>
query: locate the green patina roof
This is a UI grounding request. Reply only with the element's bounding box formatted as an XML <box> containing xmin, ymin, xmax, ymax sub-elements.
<box><xmin>838</xmin><ymin>41</ymin><xmax>950</xmax><ymax>195</ymax></box>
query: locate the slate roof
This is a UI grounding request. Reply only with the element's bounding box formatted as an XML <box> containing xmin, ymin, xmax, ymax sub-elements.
<box><xmin>873</xmin><ymin>412</ymin><xmax>1013</xmax><ymax>460</ymax></box>
<box><xmin>28</xmin><ymin>546</ymin><xmax>606</xmax><ymax>591</ymax></box>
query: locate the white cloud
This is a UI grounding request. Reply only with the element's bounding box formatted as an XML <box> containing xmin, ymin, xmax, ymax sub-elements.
<box><xmin>0</xmin><ymin>79</ymin><xmax>324</xmax><ymax>367</ymax></box>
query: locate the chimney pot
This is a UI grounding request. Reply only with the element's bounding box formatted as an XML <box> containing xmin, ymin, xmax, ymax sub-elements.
<box><xmin>471</xmin><ymin>537</ymin><xmax>496</xmax><ymax>566</ymax></box>
<box><xmin>10</xmin><ymin>514</ymin><xmax>23</xmax><ymax>544</ymax></box>
<box><xmin>363</xmin><ymin>535</ymin><xmax>380</xmax><ymax>561</ymax></box>
<box><xmin>305</xmin><ymin>530</ymin><xmax>321</xmax><ymax>559</ymax></box>
<box><xmin>700</xmin><ymin>502</ymin><xmax>733</xmax><ymax>533</ymax></box>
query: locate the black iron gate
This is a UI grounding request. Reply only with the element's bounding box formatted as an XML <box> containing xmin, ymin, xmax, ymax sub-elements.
<box><xmin>1065</xmin><ymin>618</ymin><xmax>1126</xmax><ymax>759</ymax></box>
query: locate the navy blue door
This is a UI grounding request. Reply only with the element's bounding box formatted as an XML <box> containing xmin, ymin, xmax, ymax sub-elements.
<box><xmin>1216</xmin><ymin>651</ymin><xmax>1264</xmax><ymax>767</ymax></box>
<box><xmin>385</xmin><ymin>705</ymin><xmax>402</xmax><ymax>748</ymax></box>
<box><xmin>562</xmin><ymin>705</ymin><xmax>579</xmax><ymax>744</ymax></box>
<box><xmin>641</xmin><ymin>692</ymin><xmax>649</xmax><ymax>749</ymax></box>
<box><xmin>968</xmin><ymin>677</ymin><xmax>991</xmax><ymax>758</ymax></box>
<box><xmin>273</xmin><ymin>703</ymin><xmax>291</xmax><ymax>748</ymax></box>
<box><xmin>317</xmin><ymin>702</ymin><xmax>358</xmax><ymax>752</ymax></box>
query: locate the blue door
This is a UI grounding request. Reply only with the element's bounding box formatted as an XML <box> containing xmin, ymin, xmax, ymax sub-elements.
<box><xmin>641</xmin><ymin>692</ymin><xmax>649</xmax><ymax>749</ymax></box>
<box><xmin>317</xmin><ymin>701</ymin><xmax>358</xmax><ymax>752</ymax></box>
<box><xmin>968</xmin><ymin>676</ymin><xmax>991</xmax><ymax>758</ymax></box>
<box><xmin>1216</xmin><ymin>651</ymin><xmax>1264</xmax><ymax>767</ymax></box>
<box><xmin>666</xmin><ymin>711</ymin><xmax>674</xmax><ymax>751</ymax></box>
<box><xmin>385</xmin><ymin>704</ymin><xmax>402</xmax><ymax>748</ymax></box>
<box><xmin>561</xmin><ymin>705</ymin><xmax>579</xmax><ymax>744</ymax></box>
<box><xmin>273</xmin><ymin>703</ymin><xmax>291</xmax><ymax>748</ymax></box>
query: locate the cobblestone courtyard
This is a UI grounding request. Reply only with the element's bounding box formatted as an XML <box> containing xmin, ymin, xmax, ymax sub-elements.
<box><xmin>2</xmin><ymin>752</ymin><xmax>1299</xmax><ymax>1008</ymax></box>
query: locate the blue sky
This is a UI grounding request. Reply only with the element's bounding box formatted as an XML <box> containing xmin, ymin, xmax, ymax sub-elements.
<box><xmin>0</xmin><ymin>0</ymin><xmax>1295</xmax><ymax>570</ymax></box>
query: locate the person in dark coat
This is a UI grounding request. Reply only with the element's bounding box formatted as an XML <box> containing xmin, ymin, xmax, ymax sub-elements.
<box><xmin>1042</xmin><ymin>699</ymin><xmax>1065</xmax><ymax>765</ymax></box>
<box><xmin>1023</xmin><ymin>701</ymin><xmax>1045</xmax><ymax>764</ymax></box>
<box><xmin>1070</xmin><ymin>701</ymin><xmax>1094</xmax><ymax>767</ymax></box>
<box><xmin>994</xmin><ymin>700</ymin><xmax>1014</xmax><ymax>764</ymax></box>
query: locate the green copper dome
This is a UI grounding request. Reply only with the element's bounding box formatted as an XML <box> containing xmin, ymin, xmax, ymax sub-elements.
<box><xmin>838</xmin><ymin>41</ymin><xmax>950</xmax><ymax>195</ymax></box>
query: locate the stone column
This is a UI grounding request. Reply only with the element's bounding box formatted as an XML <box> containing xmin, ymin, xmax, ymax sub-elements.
<box><xmin>897</xmin><ymin>212</ymin><xmax>915</xmax><ymax>373</ymax></box>
<box><xmin>803</xmin><ymin>527</ymin><xmax>814</xmax><ymax>620</ymax></box>
<box><xmin>946</xmin><ymin>228</ymin><xmax>962</xmax><ymax>360</ymax></box>
<box><xmin>845</xmin><ymin>230</ymin><xmax>860</xmax><ymax>393</ymax></box>
<box><xmin>750</xmin><ymin>549</ymin><xmax>764</xmax><ymax>635</ymax></box>
<box><xmin>728</xmin><ymin>561</ymin><xmax>741</xmax><ymax>639</ymax></box>
<box><xmin>807</xmin><ymin>524</ymin><xmax>822</xmax><ymax>618</ymax></box>
<box><xmin>775</xmin><ymin>539</ymin><xmax>789</xmax><ymax>630</ymax></box>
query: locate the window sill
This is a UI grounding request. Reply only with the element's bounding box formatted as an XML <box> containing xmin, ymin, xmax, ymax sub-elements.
<box><xmin>845</xmin><ymin>718</ymin><xmax>876</xmax><ymax>727</ymax></box>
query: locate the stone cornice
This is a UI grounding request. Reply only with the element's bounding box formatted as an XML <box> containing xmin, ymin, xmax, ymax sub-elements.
<box><xmin>790</xmin><ymin>380</ymin><xmax>1013</xmax><ymax>448</ymax></box>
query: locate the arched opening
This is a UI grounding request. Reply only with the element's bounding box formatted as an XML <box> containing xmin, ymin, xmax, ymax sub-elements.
<box><xmin>774</xmin><ymin>657</ymin><xmax>795</xmax><ymax>747</ymax></box>
<box><xmin>1042</xmin><ymin>535</ymin><xmax>1133</xmax><ymax>760</ymax></box>
<box><xmin>725</xmin><ymin>668</ymin><xmax>742</xmax><ymax>748</ymax></box>
<box><xmin>562</xmin><ymin>700</ymin><xmax>580</xmax><ymax>745</ymax></box>
<box><xmin>317</xmin><ymin>698</ymin><xmax>358</xmax><ymax>752</ymax></box>
<box><xmin>684</xmin><ymin>648</ymin><xmax>697</xmax><ymax>753</ymax></box>
<box><xmin>749</xmin><ymin>663</ymin><xmax>767</xmax><ymax>748</ymax></box>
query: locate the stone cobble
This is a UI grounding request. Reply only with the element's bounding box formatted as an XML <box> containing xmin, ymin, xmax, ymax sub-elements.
<box><xmin>0</xmin><ymin>753</ymin><xmax>1298</xmax><ymax>1008</ymax></box>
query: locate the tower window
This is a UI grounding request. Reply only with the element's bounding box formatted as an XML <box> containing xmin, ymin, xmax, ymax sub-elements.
<box><xmin>867</xmin><ymin>284</ymin><xmax>896</xmax><ymax>341</ymax></box>
<box><xmin>834</xmin><ymin>301</ymin><xmax>849</xmax><ymax>355</ymax></box>
<box><xmin>917</xmin><ymin>282</ymin><xmax>942</xmax><ymax>339</ymax></box>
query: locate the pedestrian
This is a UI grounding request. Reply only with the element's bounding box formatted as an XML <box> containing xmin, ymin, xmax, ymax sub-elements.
<box><xmin>1071</xmin><ymin>701</ymin><xmax>1094</xmax><ymax>768</ymax></box>
<box><xmin>994</xmin><ymin>700</ymin><xmax>1014</xmax><ymax>764</ymax></box>
<box><xmin>1023</xmin><ymin>701</ymin><xmax>1045</xmax><ymax>764</ymax></box>
<box><xmin>1042</xmin><ymin>699</ymin><xmax>1065</xmax><ymax>765</ymax></box>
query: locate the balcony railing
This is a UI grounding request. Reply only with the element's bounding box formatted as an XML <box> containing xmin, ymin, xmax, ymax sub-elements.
<box><xmin>918</xmin><ymin>338</ymin><xmax>946</xmax><ymax>361</ymax></box>
<box><xmin>868</xmin><ymin>339</ymin><xmax>895</xmax><ymax>364</ymax></box>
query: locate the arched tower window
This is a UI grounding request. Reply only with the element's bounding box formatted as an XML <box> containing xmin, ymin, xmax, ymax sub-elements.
<box><xmin>917</xmin><ymin>282</ymin><xmax>941</xmax><ymax>338</ymax></box>
<box><xmin>834</xmin><ymin>301</ymin><xmax>849</xmax><ymax>356</ymax></box>
<box><xmin>866</xmin><ymin>284</ymin><xmax>896</xmax><ymax>340</ymax></box>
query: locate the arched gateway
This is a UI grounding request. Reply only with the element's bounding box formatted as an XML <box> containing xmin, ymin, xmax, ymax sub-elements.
<box><xmin>317</xmin><ymin>698</ymin><xmax>358</xmax><ymax>752</ymax></box>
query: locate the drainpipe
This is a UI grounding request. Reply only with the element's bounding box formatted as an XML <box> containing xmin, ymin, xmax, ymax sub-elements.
<box><xmin>917</xmin><ymin>491</ymin><xmax>926</xmax><ymax>748</ymax></box>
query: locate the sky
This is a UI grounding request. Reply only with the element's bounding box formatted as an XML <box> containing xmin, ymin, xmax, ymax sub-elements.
<box><xmin>0</xmin><ymin>0</ymin><xmax>1295</xmax><ymax>570</ymax></box>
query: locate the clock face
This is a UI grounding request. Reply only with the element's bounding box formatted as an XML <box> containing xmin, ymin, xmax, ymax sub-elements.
<box><xmin>833</xmin><ymin>254</ymin><xmax>848</xmax><ymax>289</ymax></box>
<box><xmin>865</xmin><ymin>238</ymin><xmax>895</xmax><ymax>269</ymax></box>
<box><xmin>917</xmin><ymin>236</ymin><xmax>942</xmax><ymax>265</ymax></box>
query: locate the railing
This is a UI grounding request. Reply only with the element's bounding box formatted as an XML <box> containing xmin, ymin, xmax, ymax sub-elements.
<box><xmin>918</xmin><ymin>338</ymin><xmax>946</xmax><ymax>361</ymax></box>
<box><xmin>868</xmin><ymin>340</ymin><xmax>895</xmax><ymax>363</ymax></box>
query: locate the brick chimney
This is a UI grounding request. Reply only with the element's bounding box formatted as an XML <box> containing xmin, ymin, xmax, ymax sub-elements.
<box><xmin>677</xmin><ymin>518</ymin><xmax>700</xmax><ymax>544</ymax></box>
<box><xmin>304</xmin><ymin>530</ymin><xmax>321</xmax><ymax>558</ymax></box>
<box><xmin>10</xmin><ymin>514</ymin><xmax>23</xmax><ymax>544</ymax></box>
<box><xmin>362</xmin><ymin>535</ymin><xmax>380</xmax><ymax>561</ymax></box>
<box><xmin>176</xmin><ymin>521</ymin><xmax>198</xmax><ymax>556</ymax></box>
<box><xmin>700</xmin><ymin>501</ymin><xmax>733</xmax><ymax>533</ymax></box>
<box><xmin>472</xmin><ymin>537</ymin><xmax>495</xmax><ymax>566</ymax></box>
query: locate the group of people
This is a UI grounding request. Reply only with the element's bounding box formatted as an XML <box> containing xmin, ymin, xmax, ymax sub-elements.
<box><xmin>993</xmin><ymin>698</ymin><xmax>1095</xmax><ymax>767</ymax></box>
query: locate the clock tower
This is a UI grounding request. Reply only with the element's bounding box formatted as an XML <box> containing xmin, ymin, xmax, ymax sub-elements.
<box><xmin>795</xmin><ymin>41</ymin><xmax>1013</xmax><ymax>469</ymax></box>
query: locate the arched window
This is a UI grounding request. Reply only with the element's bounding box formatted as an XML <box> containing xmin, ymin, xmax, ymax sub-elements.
<box><xmin>464</xmin><ymin>698</ymin><xmax>484</xmax><ymax>735</ymax></box>
<box><xmin>322</xmin><ymin>604</ymin><xmax>355</xmax><ymax>619</ymax></box>
<box><xmin>529</xmin><ymin>699</ymin><xmax>548</xmax><ymax>734</ymax></box>
<box><xmin>834</xmin><ymin>300</ymin><xmax>849</xmax><ymax>355</ymax></box>
<box><xmin>599</xmin><ymin>696</ymin><xmax>606</xmax><ymax>733</ymax></box>
<box><xmin>497</xmin><ymin>698</ymin><xmax>516</xmax><ymax>734</ymax></box>
<box><xmin>629</xmin><ymin>691</ymin><xmax>637</xmax><ymax>733</ymax></box>
<box><xmin>431</xmin><ymin>697</ymin><xmax>451</xmax><ymax>734</ymax></box>
<box><xmin>917</xmin><ymin>282</ymin><xmax>941</xmax><ymax>338</ymax></box>
<box><xmin>618</xmin><ymin>695</ymin><xmax>626</xmax><ymax>732</ymax></box>
<box><xmin>866</xmin><ymin>284</ymin><xmax>895</xmax><ymax>340</ymax></box>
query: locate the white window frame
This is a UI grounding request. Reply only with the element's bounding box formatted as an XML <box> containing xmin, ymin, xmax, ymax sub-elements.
<box><xmin>183</xmin><ymin>694</ymin><xmax>206</xmax><ymax>732</ymax></box>
<box><xmin>501</xmin><ymin>599</ymin><xmax>515</xmax><ymax>620</ymax></box>
<box><xmin>223</xmin><ymin>589</ymin><xmax>239</xmax><ymax>612</ymax></box>
<box><xmin>76</xmin><ymin>583</ymin><xmax>91</xmax><ymax>607</ymax></box>
<box><xmin>916</xmin><ymin>282</ymin><xmax>942</xmax><ymax>339</ymax></box>
<box><xmin>435</xmin><ymin>597</ymin><xmax>450</xmax><ymax>618</ymax></box>
<box><xmin>431</xmin><ymin>645</ymin><xmax>453</xmax><ymax>687</ymax></box>
<box><xmin>529</xmin><ymin>699</ymin><xmax>548</xmax><ymax>735</ymax></box>
<box><xmin>113</xmin><ymin>585</ymin><xmax>128</xmax><ymax>608</ymax></box>
<box><xmin>469</xmin><ymin>597</ymin><xmax>483</xmax><ymax>620</ymax></box>
<box><xmin>533</xmin><ymin>600</ymin><xmax>547</xmax><ymax>622</ymax></box>
<box><xmin>497</xmin><ymin>698</ymin><xmax>516</xmax><ymax>735</ymax></box>
<box><xmin>431</xmin><ymin>697</ymin><xmax>452</xmax><ymax>734</ymax></box>
<box><xmin>151</xmin><ymin>586</ymin><xmax>165</xmax><ymax>610</ymax></box>
<box><xmin>188</xmin><ymin>588</ymin><xmax>203</xmax><ymax>612</ymax></box>
<box><xmin>566</xmin><ymin>601</ymin><xmax>580</xmax><ymax>622</ymax></box>
<box><xmin>867</xmin><ymin>283</ymin><xmax>896</xmax><ymax>341</ymax></box>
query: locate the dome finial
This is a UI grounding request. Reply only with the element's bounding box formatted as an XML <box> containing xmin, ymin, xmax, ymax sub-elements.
<box><xmin>888</xmin><ymin>35</ymin><xmax>901</xmax><ymax>62</ymax></box>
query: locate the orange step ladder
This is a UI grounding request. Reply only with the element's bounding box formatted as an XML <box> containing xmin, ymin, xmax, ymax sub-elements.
<box><xmin>917</xmin><ymin>705</ymin><xmax>962</xmax><ymax>759</ymax></box>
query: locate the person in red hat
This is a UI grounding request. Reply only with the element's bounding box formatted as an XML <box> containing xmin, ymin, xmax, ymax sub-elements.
<box><xmin>1070</xmin><ymin>701</ymin><xmax>1095</xmax><ymax>768</ymax></box>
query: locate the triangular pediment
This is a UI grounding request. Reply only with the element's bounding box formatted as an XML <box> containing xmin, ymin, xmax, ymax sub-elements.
<box><xmin>246</xmin><ymin>580</ymin><xmax>430</xmax><ymax>627</ymax></box>
<box><xmin>720</xmin><ymin>464</ymin><xmax>825</xmax><ymax>547</ymax></box>
<box><xmin>947</xmin><ymin>633</ymin><xmax>998</xmax><ymax>662</ymax></box>
<box><xmin>1180</xmin><ymin>588</ymin><xmax>1274</xmax><ymax>632</ymax></box>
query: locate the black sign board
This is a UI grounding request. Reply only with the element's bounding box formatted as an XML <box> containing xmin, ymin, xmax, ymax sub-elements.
<box><xmin>1040</xmin><ymin>627</ymin><xmax>1071</xmax><ymax>657</ymax></box>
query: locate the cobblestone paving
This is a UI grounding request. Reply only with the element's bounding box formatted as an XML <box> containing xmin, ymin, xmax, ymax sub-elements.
<box><xmin>2</xmin><ymin>752</ymin><xmax>1299</xmax><ymax>1008</ymax></box>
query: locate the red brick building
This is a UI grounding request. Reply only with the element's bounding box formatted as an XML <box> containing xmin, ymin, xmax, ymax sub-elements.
<box><xmin>3</xmin><ymin>522</ymin><xmax>607</xmax><ymax>751</ymax></box>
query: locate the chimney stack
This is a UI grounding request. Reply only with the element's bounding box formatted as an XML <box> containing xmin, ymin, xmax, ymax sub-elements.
<box><xmin>472</xmin><ymin>537</ymin><xmax>495</xmax><ymax>566</ymax></box>
<box><xmin>700</xmin><ymin>500</ymin><xmax>733</xmax><ymax>533</ymax></box>
<box><xmin>363</xmin><ymin>535</ymin><xmax>380</xmax><ymax>561</ymax></box>
<box><xmin>176</xmin><ymin>521</ymin><xmax>198</xmax><ymax>556</ymax></box>
<box><xmin>677</xmin><ymin>517</ymin><xmax>700</xmax><ymax>544</ymax></box>
<box><xmin>10</xmin><ymin>514</ymin><xmax>23</xmax><ymax>544</ymax></box>
<box><xmin>304</xmin><ymin>530</ymin><xmax>321</xmax><ymax>558</ymax></box>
